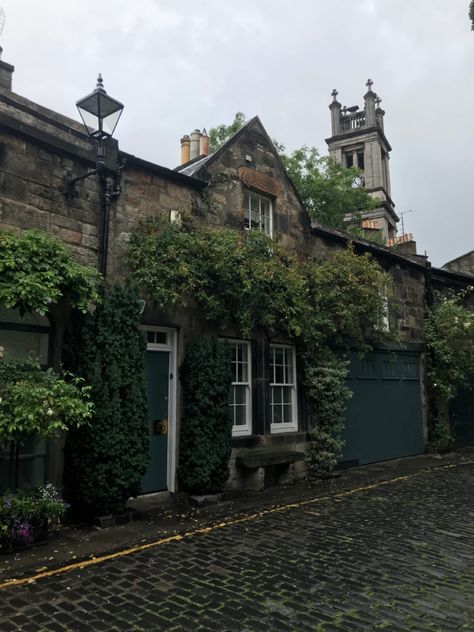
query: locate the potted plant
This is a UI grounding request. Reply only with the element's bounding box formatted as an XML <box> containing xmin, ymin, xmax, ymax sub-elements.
<box><xmin>0</xmin><ymin>483</ymin><xmax>69</xmax><ymax>553</ymax></box>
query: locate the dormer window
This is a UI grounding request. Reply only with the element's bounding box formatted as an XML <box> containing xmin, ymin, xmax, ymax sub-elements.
<box><xmin>243</xmin><ymin>190</ymin><xmax>272</xmax><ymax>236</ymax></box>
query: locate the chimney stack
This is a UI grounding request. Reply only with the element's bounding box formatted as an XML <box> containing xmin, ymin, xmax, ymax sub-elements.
<box><xmin>190</xmin><ymin>129</ymin><xmax>202</xmax><ymax>160</ymax></box>
<box><xmin>180</xmin><ymin>134</ymin><xmax>190</xmax><ymax>165</ymax></box>
<box><xmin>200</xmin><ymin>128</ymin><xmax>209</xmax><ymax>157</ymax></box>
<box><xmin>0</xmin><ymin>48</ymin><xmax>14</xmax><ymax>91</ymax></box>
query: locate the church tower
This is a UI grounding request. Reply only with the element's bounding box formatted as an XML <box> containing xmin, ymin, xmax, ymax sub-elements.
<box><xmin>326</xmin><ymin>79</ymin><xmax>398</xmax><ymax>241</ymax></box>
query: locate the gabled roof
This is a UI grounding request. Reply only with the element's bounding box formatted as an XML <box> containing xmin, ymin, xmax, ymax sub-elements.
<box><xmin>175</xmin><ymin>116</ymin><xmax>306</xmax><ymax>210</ymax></box>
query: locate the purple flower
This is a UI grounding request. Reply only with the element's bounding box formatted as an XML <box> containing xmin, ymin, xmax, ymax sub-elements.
<box><xmin>16</xmin><ymin>521</ymin><xmax>33</xmax><ymax>543</ymax></box>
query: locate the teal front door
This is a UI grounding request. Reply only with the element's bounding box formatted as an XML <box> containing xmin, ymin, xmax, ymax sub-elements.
<box><xmin>141</xmin><ymin>350</ymin><xmax>170</xmax><ymax>493</ymax></box>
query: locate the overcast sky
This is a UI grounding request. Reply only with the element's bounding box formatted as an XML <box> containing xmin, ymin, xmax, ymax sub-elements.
<box><xmin>1</xmin><ymin>1</ymin><xmax>472</xmax><ymax>266</ymax></box>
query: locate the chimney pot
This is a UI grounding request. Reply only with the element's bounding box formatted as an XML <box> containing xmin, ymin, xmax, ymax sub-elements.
<box><xmin>180</xmin><ymin>134</ymin><xmax>191</xmax><ymax>165</ymax></box>
<box><xmin>189</xmin><ymin>129</ymin><xmax>202</xmax><ymax>160</ymax></box>
<box><xmin>200</xmin><ymin>128</ymin><xmax>209</xmax><ymax>157</ymax></box>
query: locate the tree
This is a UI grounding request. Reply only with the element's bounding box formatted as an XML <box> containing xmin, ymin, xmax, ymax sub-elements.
<box><xmin>0</xmin><ymin>229</ymin><xmax>101</xmax><ymax>315</ymax></box>
<box><xmin>208</xmin><ymin>112</ymin><xmax>247</xmax><ymax>153</ymax></box>
<box><xmin>425</xmin><ymin>289</ymin><xmax>474</xmax><ymax>451</ymax></box>
<box><xmin>0</xmin><ymin>361</ymin><xmax>92</xmax><ymax>491</ymax></box>
<box><xmin>279</xmin><ymin>145</ymin><xmax>376</xmax><ymax>231</ymax></box>
<box><xmin>208</xmin><ymin>115</ymin><xmax>376</xmax><ymax>232</ymax></box>
<box><xmin>470</xmin><ymin>1</ymin><xmax>474</xmax><ymax>29</ymax></box>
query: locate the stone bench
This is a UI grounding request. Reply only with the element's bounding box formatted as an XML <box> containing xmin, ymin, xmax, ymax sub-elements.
<box><xmin>235</xmin><ymin>447</ymin><xmax>305</xmax><ymax>491</ymax></box>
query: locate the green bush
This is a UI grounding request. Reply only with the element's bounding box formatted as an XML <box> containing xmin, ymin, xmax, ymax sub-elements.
<box><xmin>63</xmin><ymin>284</ymin><xmax>149</xmax><ymax>517</ymax></box>
<box><xmin>0</xmin><ymin>361</ymin><xmax>92</xmax><ymax>490</ymax></box>
<box><xmin>304</xmin><ymin>349</ymin><xmax>351</xmax><ymax>475</ymax></box>
<box><xmin>425</xmin><ymin>289</ymin><xmax>474</xmax><ymax>452</ymax></box>
<box><xmin>0</xmin><ymin>229</ymin><xmax>101</xmax><ymax>315</ymax></box>
<box><xmin>178</xmin><ymin>338</ymin><xmax>233</xmax><ymax>494</ymax></box>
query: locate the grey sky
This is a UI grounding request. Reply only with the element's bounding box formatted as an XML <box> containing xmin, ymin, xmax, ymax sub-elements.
<box><xmin>1</xmin><ymin>0</ymin><xmax>472</xmax><ymax>266</ymax></box>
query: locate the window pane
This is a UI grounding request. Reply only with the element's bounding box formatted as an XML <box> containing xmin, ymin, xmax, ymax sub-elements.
<box><xmin>286</xmin><ymin>352</ymin><xmax>294</xmax><ymax>384</ymax></box>
<box><xmin>234</xmin><ymin>385</ymin><xmax>247</xmax><ymax>405</ymax></box>
<box><xmin>244</xmin><ymin>191</ymin><xmax>250</xmax><ymax>210</ymax></box>
<box><xmin>272</xmin><ymin>386</ymin><xmax>282</xmax><ymax>404</ymax></box>
<box><xmin>283</xmin><ymin>404</ymin><xmax>293</xmax><ymax>424</ymax></box>
<box><xmin>0</xmin><ymin>329</ymin><xmax>49</xmax><ymax>364</ymax></box>
<box><xmin>272</xmin><ymin>404</ymin><xmax>282</xmax><ymax>424</ymax></box>
<box><xmin>234</xmin><ymin>405</ymin><xmax>247</xmax><ymax>426</ymax></box>
<box><xmin>281</xmin><ymin>386</ymin><xmax>292</xmax><ymax>405</ymax></box>
<box><xmin>243</xmin><ymin>190</ymin><xmax>272</xmax><ymax>235</ymax></box>
<box><xmin>0</xmin><ymin>306</ymin><xmax>49</xmax><ymax>327</ymax></box>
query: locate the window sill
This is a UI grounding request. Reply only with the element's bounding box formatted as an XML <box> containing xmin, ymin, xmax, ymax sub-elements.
<box><xmin>270</xmin><ymin>424</ymin><xmax>298</xmax><ymax>435</ymax></box>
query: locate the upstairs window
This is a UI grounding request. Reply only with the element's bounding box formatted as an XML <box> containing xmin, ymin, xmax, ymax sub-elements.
<box><xmin>244</xmin><ymin>190</ymin><xmax>272</xmax><ymax>236</ymax></box>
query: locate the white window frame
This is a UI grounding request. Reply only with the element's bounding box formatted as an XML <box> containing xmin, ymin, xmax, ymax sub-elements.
<box><xmin>270</xmin><ymin>344</ymin><xmax>298</xmax><ymax>433</ymax></box>
<box><xmin>227</xmin><ymin>340</ymin><xmax>252</xmax><ymax>436</ymax></box>
<box><xmin>243</xmin><ymin>189</ymin><xmax>273</xmax><ymax>237</ymax></box>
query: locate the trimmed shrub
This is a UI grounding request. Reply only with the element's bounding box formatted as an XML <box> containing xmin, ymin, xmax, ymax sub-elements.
<box><xmin>304</xmin><ymin>349</ymin><xmax>351</xmax><ymax>475</ymax></box>
<box><xmin>63</xmin><ymin>284</ymin><xmax>149</xmax><ymax>517</ymax></box>
<box><xmin>178</xmin><ymin>338</ymin><xmax>232</xmax><ymax>494</ymax></box>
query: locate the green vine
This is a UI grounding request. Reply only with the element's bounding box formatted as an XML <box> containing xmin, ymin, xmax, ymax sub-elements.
<box><xmin>128</xmin><ymin>218</ymin><xmax>393</xmax><ymax>475</ymax></box>
<box><xmin>178</xmin><ymin>338</ymin><xmax>233</xmax><ymax>494</ymax></box>
<box><xmin>425</xmin><ymin>288</ymin><xmax>474</xmax><ymax>451</ymax></box>
<box><xmin>304</xmin><ymin>348</ymin><xmax>352</xmax><ymax>474</ymax></box>
<box><xmin>0</xmin><ymin>229</ymin><xmax>102</xmax><ymax>315</ymax></box>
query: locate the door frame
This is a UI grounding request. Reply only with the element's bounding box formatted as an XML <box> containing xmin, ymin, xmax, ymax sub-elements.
<box><xmin>143</xmin><ymin>326</ymin><xmax>177</xmax><ymax>493</ymax></box>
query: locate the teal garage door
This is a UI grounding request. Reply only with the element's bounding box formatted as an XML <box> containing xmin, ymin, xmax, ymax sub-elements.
<box><xmin>341</xmin><ymin>350</ymin><xmax>424</xmax><ymax>465</ymax></box>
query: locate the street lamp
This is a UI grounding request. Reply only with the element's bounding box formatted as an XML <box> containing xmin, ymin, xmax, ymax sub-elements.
<box><xmin>64</xmin><ymin>74</ymin><xmax>125</xmax><ymax>277</ymax></box>
<box><xmin>76</xmin><ymin>74</ymin><xmax>124</xmax><ymax>167</ymax></box>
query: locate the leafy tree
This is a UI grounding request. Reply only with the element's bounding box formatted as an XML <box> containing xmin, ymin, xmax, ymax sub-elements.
<box><xmin>178</xmin><ymin>338</ymin><xmax>232</xmax><ymax>494</ymax></box>
<box><xmin>63</xmin><ymin>284</ymin><xmax>149</xmax><ymax>517</ymax></box>
<box><xmin>0</xmin><ymin>229</ymin><xmax>101</xmax><ymax>315</ymax></box>
<box><xmin>208</xmin><ymin>116</ymin><xmax>376</xmax><ymax>232</ymax></box>
<box><xmin>470</xmin><ymin>0</ymin><xmax>474</xmax><ymax>29</ymax></box>
<box><xmin>279</xmin><ymin>146</ymin><xmax>376</xmax><ymax>230</ymax></box>
<box><xmin>208</xmin><ymin>112</ymin><xmax>247</xmax><ymax>153</ymax></box>
<box><xmin>425</xmin><ymin>289</ymin><xmax>474</xmax><ymax>451</ymax></box>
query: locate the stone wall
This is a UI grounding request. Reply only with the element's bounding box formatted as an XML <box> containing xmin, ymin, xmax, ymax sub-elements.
<box><xmin>443</xmin><ymin>251</ymin><xmax>474</xmax><ymax>276</ymax></box>
<box><xmin>196</xmin><ymin>118</ymin><xmax>313</xmax><ymax>257</ymax></box>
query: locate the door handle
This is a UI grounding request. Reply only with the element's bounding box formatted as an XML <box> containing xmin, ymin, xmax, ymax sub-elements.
<box><xmin>152</xmin><ymin>418</ymin><xmax>168</xmax><ymax>435</ymax></box>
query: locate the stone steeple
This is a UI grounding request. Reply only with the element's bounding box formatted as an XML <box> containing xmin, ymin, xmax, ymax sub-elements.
<box><xmin>326</xmin><ymin>79</ymin><xmax>398</xmax><ymax>242</ymax></box>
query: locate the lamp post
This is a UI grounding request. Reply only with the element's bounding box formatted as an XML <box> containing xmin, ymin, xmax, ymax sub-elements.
<box><xmin>64</xmin><ymin>74</ymin><xmax>125</xmax><ymax>278</ymax></box>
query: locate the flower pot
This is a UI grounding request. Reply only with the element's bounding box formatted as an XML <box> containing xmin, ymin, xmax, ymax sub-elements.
<box><xmin>32</xmin><ymin>518</ymin><xmax>49</xmax><ymax>547</ymax></box>
<box><xmin>0</xmin><ymin>518</ymin><xmax>48</xmax><ymax>554</ymax></box>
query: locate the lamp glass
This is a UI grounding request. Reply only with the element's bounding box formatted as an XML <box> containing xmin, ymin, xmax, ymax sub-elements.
<box><xmin>76</xmin><ymin>89</ymin><xmax>124</xmax><ymax>140</ymax></box>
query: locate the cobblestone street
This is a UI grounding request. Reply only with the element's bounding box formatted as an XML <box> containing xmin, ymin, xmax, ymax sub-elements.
<box><xmin>1</xmin><ymin>460</ymin><xmax>474</xmax><ymax>631</ymax></box>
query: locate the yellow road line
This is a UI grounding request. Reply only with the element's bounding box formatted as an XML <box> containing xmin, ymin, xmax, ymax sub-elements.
<box><xmin>1</xmin><ymin>458</ymin><xmax>472</xmax><ymax>591</ymax></box>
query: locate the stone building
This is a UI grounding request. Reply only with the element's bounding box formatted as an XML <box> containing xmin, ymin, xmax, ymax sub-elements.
<box><xmin>443</xmin><ymin>250</ymin><xmax>474</xmax><ymax>276</ymax></box>
<box><xmin>0</xmin><ymin>51</ymin><xmax>473</xmax><ymax>496</ymax></box>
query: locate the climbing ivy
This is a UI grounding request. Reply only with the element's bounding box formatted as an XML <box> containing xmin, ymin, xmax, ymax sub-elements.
<box><xmin>0</xmin><ymin>229</ymin><xmax>101</xmax><ymax>315</ymax></box>
<box><xmin>128</xmin><ymin>218</ymin><xmax>393</xmax><ymax>476</ymax></box>
<box><xmin>128</xmin><ymin>218</ymin><xmax>389</xmax><ymax>344</ymax></box>
<box><xmin>304</xmin><ymin>349</ymin><xmax>352</xmax><ymax>474</ymax></box>
<box><xmin>178</xmin><ymin>338</ymin><xmax>233</xmax><ymax>494</ymax></box>
<box><xmin>63</xmin><ymin>284</ymin><xmax>149</xmax><ymax>517</ymax></box>
<box><xmin>425</xmin><ymin>288</ymin><xmax>474</xmax><ymax>451</ymax></box>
